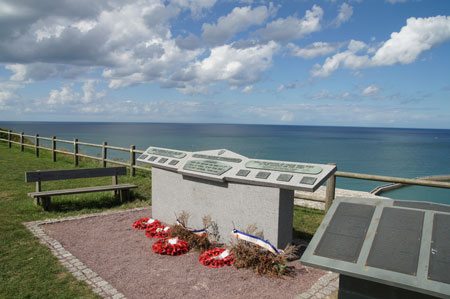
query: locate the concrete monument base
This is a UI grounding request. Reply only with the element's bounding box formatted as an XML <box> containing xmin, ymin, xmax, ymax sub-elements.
<box><xmin>152</xmin><ymin>167</ymin><xmax>294</xmax><ymax>249</ymax></box>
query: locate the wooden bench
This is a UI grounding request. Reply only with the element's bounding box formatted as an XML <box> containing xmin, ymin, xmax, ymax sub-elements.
<box><xmin>25</xmin><ymin>167</ymin><xmax>138</xmax><ymax>210</ymax></box>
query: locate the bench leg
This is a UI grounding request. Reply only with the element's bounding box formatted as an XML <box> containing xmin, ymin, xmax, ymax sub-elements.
<box><xmin>119</xmin><ymin>189</ymin><xmax>130</xmax><ymax>203</ymax></box>
<box><xmin>34</xmin><ymin>197</ymin><xmax>41</xmax><ymax>206</ymax></box>
<box><xmin>41</xmin><ymin>197</ymin><xmax>51</xmax><ymax>211</ymax></box>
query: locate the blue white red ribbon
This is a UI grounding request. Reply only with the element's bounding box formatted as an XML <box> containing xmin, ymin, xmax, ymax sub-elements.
<box><xmin>176</xmin><ymin>219</ymin><xmax>206</xmax><ymax>235</ymax></box>
<box><xmin>231</xmin><ymin>229</ymin><xmax>279</xmax><ymax>255</ymax></box>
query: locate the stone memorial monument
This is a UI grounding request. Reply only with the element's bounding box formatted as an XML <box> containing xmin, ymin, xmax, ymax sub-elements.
<box><xmin>137</xmin><ymin>147</ymin><xmax>336</xmax><ymax>249</ymax></box>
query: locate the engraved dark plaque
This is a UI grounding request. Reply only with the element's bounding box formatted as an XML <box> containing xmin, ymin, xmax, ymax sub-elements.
<box><xmin>158</xmin><ymin>158</ymin><xmax>168</xmax><ymax>163</ymax></box>
<box><xmin>148</xmin><ymin>156</ymin><xmax>157</xmax><ymax>161</ymax></box>
<box><xmin>192</xmin><ymin>154</ymin><xmax>242</xmax><ymax>163</ymax></box>
<box><xmin>428</xmin><ymin>213</ymin><xmax>450</xmax><ymax>284</ymax></box>
<box><xmin>314</xmin><ymin>202</ymin><xmax>375</xmax><ymax>263</ymax></box>
<box><xmin>146</xmin><ymin>148</ymin><xmax>186</xmax><ymax>159</ymax></box>
<box><xmin>277</xmin><ymin>174</ymin><xmax>293</xmax><ymax>182</ymax></box>
<box><xmin>183</xmin><ymin>160</ymin><xmax>231</xmax><ymax>176</ymax></box>
<box><xmin>245</xmin><ymin>160</ymin><xmax>322</xmax><ymax>175</ymax></box>
<box><xmin>300</xmin><ymin>176</ymin><xmax>317</xmax><ymax>185</ymax></box>
<box><xmin>366</xmin><ymin>208</ymin><xmax>424</xmax><ymax>275</ymax></box>
<box><xmin>236</xmin><ymin>169</ymin><xmax>250</xmax><ymax>177</ymax></box>
<box><xmin>168</xmin><ymin>160</ymin><xmax>179</xmax><ymax>166</ymax></box>
<box><xmin>394</xmin><ymin>201</ymin><xmax>450</xmax><ymax>213</ymax></box>
<box><xmin>138</xmin><ymin>154</ymin><xmax>149</xmax><ymax>160</ymax></box>
<box><xmin>255</xmin><ymin>171</ymin><xmax>270</xmax><ymax>179</ymax></box>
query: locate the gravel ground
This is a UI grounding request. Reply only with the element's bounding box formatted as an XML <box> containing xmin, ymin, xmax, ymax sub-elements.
<box><xmin>41</xmin><ymin>207</ymin><xmax>327</xmax><ymax>299</ymax></box>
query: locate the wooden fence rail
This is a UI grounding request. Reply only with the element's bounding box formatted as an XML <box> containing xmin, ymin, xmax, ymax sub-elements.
<box><xmin>1</xmin><ymin>129</ymin><xmax>449</xmax><ymax>211</ymax></box>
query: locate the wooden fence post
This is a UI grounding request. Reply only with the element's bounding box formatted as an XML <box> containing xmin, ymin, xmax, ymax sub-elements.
<box><xmin>8</xmin><ymin>130</ymin><xmax>12</xmax><ymax>148</ymax></box>
<box><xmin>52</xmin><ymin>136</ymin><xmax>56</xmax><ymax>162</ymax></box>
<box><xmin>20</xmin><ymin>132</ymin><xmax>24</xmax><ymax>151</ymax></box>
<box><xmin>325</xmin><ymin>163</ymin><xmax>337</xmax><ymax>213</ymax></box>
<box><xmin>102</xmin><ymin>141</ymin><xmax>107</xmax><ymax>168</ymax></box>
<box><xmin>73</xmin><ymin>138</ymin><xmax>78</xmax><ymax>166</ymax></box>
<box><xmin>35</xmin><ymin>134</ymin><xmax>39</xmax><ymax>157</ymax></box>
<box><xmin>130</xmin><ymin>145</ymin><xmax>136</xmax><ymax>177</ymax></box>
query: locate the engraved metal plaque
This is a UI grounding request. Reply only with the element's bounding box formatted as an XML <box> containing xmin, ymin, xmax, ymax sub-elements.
<box><xmin>138</xmin><ymin>154</ymin><xmax>148</xmax><ymax>160</ymax></box>
<box><xmin>255</xmin><ymin>171</ymin><xmax>271</xmax><ymax>179</ymax></box>
<box><xmin>236</xmin><ymin>169</ymin><xmax>251</xmax><ymax>177</ymax></box>
<box><xmin>301</xmin><ymin>176</ymin><xmax>317</xmax><ymax>185</ymax></box>
<box><xmin>277</xmin><ymin>174</ymin><xmax>293</xmax><ymax>182</ymax></box>
<box><xmin>183</xmin><ymin>160</ymin><xmax>232</xmax><ymax>176</ymax></box>
<box><xmin>245</xmin><ymin>160</ymin><xmax>322</xmax><ymax>175</ymax></box>
<box><xmin>158</xmin><ymin>158</ymin><xmax>168</xmax><ymax>163</ymax></box>
<box><xmin>428</xmin><ymin>213</ymin><xmax>450</xmax><ymax>284</ymax></box>
<box><xmin>148</xmin><ymin>156</ymin><xmax>157</xmax><ymax>161</ymax></box>
<box><xmin>168</xmin><ymin>160</ymin><xmax>179</xmax><ymax>166</ymax></box>
<box><xmin>314</xmin><ymin>202</ymin><xmax>375</xmax><ymax>263</ymax></box>
<box><xmin>146</xmin><ymin>148</ymin><xmax>187</xmax><ymax>159</ymax></box>
<box><xmin>366</xmin><ymin>208</ymin><xmax>424</xmax><ymax>275</ymax></box>
<box><xmin>192</xmin><ymin>154</ymin><xmax>242</xmax><ymax>163</ymax></box>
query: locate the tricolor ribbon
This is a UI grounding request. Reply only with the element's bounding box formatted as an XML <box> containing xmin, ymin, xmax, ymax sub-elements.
<box><xmin>176</xmin><ymin>219</ymin><xmax>207</xmax><ymax>236</ymax></box>
<box><xmin>231</xmin><ymin>229</ymin><xmax>279</xmax><ymax>255</ymax></box>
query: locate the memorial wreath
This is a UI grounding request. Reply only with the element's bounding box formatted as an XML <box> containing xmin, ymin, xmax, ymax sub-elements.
<box><xmin>145</xmin><ymin>225</ymin><xmax>171</xmax><ymax>238</ymax></box>
<box><xmin>152</xmin><ymin>237</ymin><xmax>190</xmax><ymax>256</ymax></box>
<box><xmin>199</xmin><ymin>248</ymin><xmax>234</xmax><ymax>268</ymax></box>
<box><xmin>132</xmin><ymin>218</ymin><xmax>161</xmax><ymax>230</ymax></box>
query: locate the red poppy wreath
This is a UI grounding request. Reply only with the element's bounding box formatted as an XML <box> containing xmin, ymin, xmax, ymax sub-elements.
<box><xmin>145</xmin><ymin>225</ymin><xmax>171</xmax><ymax>239</ymax></box>
<box><xmin>132</xmin><ymin>218</ymin><xmax>161</xmax><ymax>230</ymax></box>
<box><xmin>152</xmin><ymin>237</ymin><xmax>190</xmax><ymax>256</ymax></box>
<box><xmin>199</xmin><ymin>248</ymin><xmax>234</xmax><ymax>268</ymax></box>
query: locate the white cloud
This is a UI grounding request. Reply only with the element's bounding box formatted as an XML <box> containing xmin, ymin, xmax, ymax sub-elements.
<box><xmin>289</xmin><ymin>42</ymin><xmax>343</xmax><ymax>59</ymax></box>
<box><xmin>372</xmin><ymin>16</ymin><xmax>450</xmax><ymax>65</ymax></box>
<box><xmin>242</xmin><ymin>85</ymin><xmax>254</xmax><ymax>93</ymax></box>
<box><xmin>170</xmin><ymin>0</ymin><xmax>216</xmax><ymax>17</ymax></box>
<box><xmin>47</xmin><ymin>81</ymin><xmax>106</xmax><ymax>105</ymax></box>
<box><xmin>0</xmin><ymin>81</ymin><xmax>23</xmax><ymax>110</ymax></box>
<box><xmin>169</xmin><ymin>41</ymin><xmax>280</xmax><ymax>93</ymax></box>
<box><xmin>312</xmin><ymin>16</ymin><xmax>450</xmax><ymax>77</ymax></box>
<box><xmin>202</xmin><ymin>5</ymin><xmax>269</xmax><ymax>45</ymax></box>
<box><xmin>333</xmin><ymin>3</ymin><xmax>353</xmax><ymax>27</ymax></box>
<box><xmin>257</xmin><ymin>5</ymin><xmax>323</xmax><ymax>42</ymax></box>
<box><xmin>362</xmin><ymin>84</ymin><xmax>380</xmax><ymax>96</ymax></box>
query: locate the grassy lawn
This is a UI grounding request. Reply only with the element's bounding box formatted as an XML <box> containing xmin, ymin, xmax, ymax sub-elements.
<box><xmin>0</xmin><ymin>137</ymin><xmax>324</xmax><ymax>298</ymax></box>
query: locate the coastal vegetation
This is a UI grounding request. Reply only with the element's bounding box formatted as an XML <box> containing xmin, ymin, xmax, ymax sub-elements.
<box><xmin>0</xmin><ymin>134</ymin><xmax>324</xmax><ymax>298</ymax></box>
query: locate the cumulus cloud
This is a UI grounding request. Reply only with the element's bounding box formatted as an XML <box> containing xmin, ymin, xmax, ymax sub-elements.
<box><xmin>312</xmin><ymin>16</ymin><xmax>450</xmax><ymax>77</ymax></box>
<box><xmin>257</xmin><ymin>5</ymin><xmax>323</xmax><ymax>42</ymax></box>
<box><xmin>289</xmin><ymin>42</ymin><xmax>343</xmax><ymax>59</ymax></box>
<box><xmin>47</xmin><ymin>81</ymin><xmax>106</xmax><ymax>105</ymax></box>
<box><xmin>241</xmin><ymin>85</ymin><xmax>254</xmax><ymax>93</ymax></box>
<box><xmin>202</xmin><ymin>5</ymin><xmax>269</xmax><ymax>45</ymax></box>
<box><xmin>333</xmin><ymin>3</ymin><xmax>353</xmax><ymax>27</ymax></box>
<box><xmin>0</xmin><ymin>81</ymin><xmax>23</xmax><ymax>110</ymax></box>
<box><xmin>168</xmin><ymin>41</ymin><xmax>280</xmax><ymax>93</ymax></box>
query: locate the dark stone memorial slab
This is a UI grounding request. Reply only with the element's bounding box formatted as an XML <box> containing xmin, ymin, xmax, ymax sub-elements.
<box><xmin>236</xmin><ymin>169</ymin><xmax>250</xmax><ymax>177</ymax></box>
<box><xmin>245</xmin><ymin>160</ymin><xmax>322</xmax><ymax>175</ymax></box>
<box><xmin>366</xmin><ymin>207</ymin><xmax>424</xmax><ymax>275</ymax></box>
<box><xmin>158</xmin><ymin>158</ymin><xmax>168</xmax><ymax>163</ymax></box>
<box><xmin>192</xmin><ymin>154</ymin><xmax>242</xmax><ymax>163</ymax></box>
<box><xmin>394</xmin><ymin>200</ymin><xmax>450</xmax><ymax>213</ymax></box>
<box><xmin>300</xmin><ymin>176</ymin><xmax>317</xmax><ymax>185</ymax></box>
<box><xmin>168</xmin><ymin>160</ymin><xmax>179</xmax><ymax>166</ymax></box>
<box><xmin>277</xmin><ymin>174</ymin><xmax>293</xmax><ymax>182</ymax></box>
<box><xmin>138</xmin><ymin>154</ymin><xmax>148</xmax><ymax>160</ymax></box>
<box><xmin>428</xmin><ymin>213</ymin><xmax>450</xmax><ymax>284</ymax></box>
<box><xmin>300</xmin><ymin>197</ymin><xmax>450</xmax><ymax>299</ymax></box>
<box><xmin>314</xmin><ymin>202</ymin><xmax>375</xmax><ymax>263</ymax></box>
<box><xmin>255</xmin><ymin>171</ymin><xmax>270</xmax><ymax>179</ymax></box>
<box><xmin>148</xmin><ymin>156</ymin><xmax>157</xmax><ymax>161</ymax></box>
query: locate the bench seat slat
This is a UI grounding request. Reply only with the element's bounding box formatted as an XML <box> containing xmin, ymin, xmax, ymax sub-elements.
<box><xmin>26</xmin><ymin>167</ymin><xmax>127</xmax><ymax>182</ymax></box>
<box><xmin>28</xmin><ymin>184</ymin><xmax>137</xmax><ymax>198</ymax></box>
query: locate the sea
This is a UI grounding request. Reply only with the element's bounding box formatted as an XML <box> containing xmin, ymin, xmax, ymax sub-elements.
<box><xmin>1</xmin><ymin>121</ymin><xmax>449</xmax><ymax>205</ymax></box>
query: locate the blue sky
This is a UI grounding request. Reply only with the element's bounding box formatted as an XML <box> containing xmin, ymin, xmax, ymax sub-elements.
<box><xmin>0</xmin><ymin>0</ymin><xmax>449</xmax><ymax>128</ymax></box>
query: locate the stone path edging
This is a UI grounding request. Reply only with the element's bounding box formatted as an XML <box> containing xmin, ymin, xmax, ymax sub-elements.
<box><xmin>23</xmin><ymin>207</ymin><xmax>338</xmax><ymax>299</ymax></box>
<box><xmin>295</xmin><ymin>272</ymin><xmax>339</xmax><ymax>298</ymax></box>
<box><xmin>23</xmin><ymin>207</ymin><xmax>150</xmax><ymax>299</ymax></box>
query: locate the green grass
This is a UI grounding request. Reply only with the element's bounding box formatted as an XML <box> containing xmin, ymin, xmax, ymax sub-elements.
<box><xmin>0</xmin><ymin>136</ymin><xmax>324</xmax><ymax>298</ymax></box>
<box><xmin>0</xmin><ymin>141</ymin><xmax>151</xmax><ymax>298</ymax></box>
